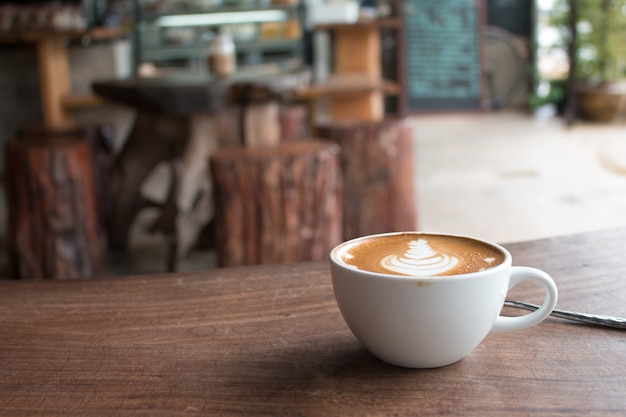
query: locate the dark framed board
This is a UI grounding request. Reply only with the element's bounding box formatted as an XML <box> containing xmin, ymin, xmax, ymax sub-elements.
<box><xmin>487</xmin><ymin>0</ymin><xmax>531</xmax><ymax>36</ymax></box>
<box><xmin>402</xmin><ymin>0</ymin><xmax>484</xmax><ymax>112</ymax></box>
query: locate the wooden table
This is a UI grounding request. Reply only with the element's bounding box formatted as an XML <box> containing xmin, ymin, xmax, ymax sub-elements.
<box><xmin>92</xmin><ymin>69</ymin><xmax>310</xmax><ymax>270</ymax></box>
<box><xmin>1</xmin><ymin>228</ymin><xmax>625</xmax><ymax>416</ymax></box>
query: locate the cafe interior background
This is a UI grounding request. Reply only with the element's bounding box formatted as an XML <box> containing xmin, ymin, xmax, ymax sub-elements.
<box><xmin>2</xmin><ymin>0</ymin><xmax>626</xmax><ymax>279</ymax></box>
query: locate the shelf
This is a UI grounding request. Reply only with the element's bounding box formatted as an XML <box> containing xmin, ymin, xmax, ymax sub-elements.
<box><xmin>140</xmin><ymin>4</ymin><xmax>299</xmax><ymax>21</ymax></box>
<box><xmin>0</xmin><ymin>27</ymin><xmax>128</xmax><ymax>45</ymax></box>
<box><xmin>61</xmin><ymin>94</ymin><xmax>105</xmax><ymax>110</ymax></box>
<box><xmin>141</xmin><ymin>39</ymin><xmax>300</xmax><ymax>62</ymax></box>
<box><xmin>296</xmin><ymin>76</ymin><xmax>399</xmax><ymax>100</ymax></box>
<box><xmin>0</xmin><ymin>26</ymin><xmax>129</xmax><ymax>127</ymax></box>
<box><xmin>307</xmin><ymin>13</ymin><xmax>405</xmax><ymax>122</ymax></box>
<box><xmin>134</xmin><ymin>0</ymin><xmax>303</xmax><ymax>69</ymax></box>
<box><xmin>313</xmin><ymin>18</ymin><xmax>402</xmax><ymax>31</ymax></box>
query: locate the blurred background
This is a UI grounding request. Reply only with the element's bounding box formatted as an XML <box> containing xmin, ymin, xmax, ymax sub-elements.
<box><xmin>2</xmin><ymin>0</ymin><xmax>626</xmax><ymax>278</ymax></box>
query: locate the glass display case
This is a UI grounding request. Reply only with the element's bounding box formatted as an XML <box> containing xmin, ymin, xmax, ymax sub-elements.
<box><xmin>134</xmin><ymin>0</ymin><xmax>303</xmax><ymax>70</ymax></box>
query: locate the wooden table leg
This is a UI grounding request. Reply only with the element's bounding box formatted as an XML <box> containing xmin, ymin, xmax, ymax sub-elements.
<box><xmin>108</xmin><ymin>111</ymin><xmax>220</xmax><ymax>272</ymax></box>
<box><xmin>162</xmin><ymin>114</ymin><xmax>219</xmax><ymax>271</ymax></box>
<box><xmin>108</xmin><ymin>111</ymin><xmax>189</xmax><ymax>250</ymax></box>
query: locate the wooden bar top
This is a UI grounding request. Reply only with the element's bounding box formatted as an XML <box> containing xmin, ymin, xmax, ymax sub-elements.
<box><xmin>1</xmin><ymin>228</ymin><xmax>625</xmax><ymax>415</ymax></box>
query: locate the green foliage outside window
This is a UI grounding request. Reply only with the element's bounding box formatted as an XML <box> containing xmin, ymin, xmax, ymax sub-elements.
<box><xmin>552</xmin><ymin>0</ymin><xmax>626</xmax><ymax>83</ymax></box>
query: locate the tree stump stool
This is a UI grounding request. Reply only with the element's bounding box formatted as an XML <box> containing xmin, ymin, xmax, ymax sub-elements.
<box><xmin>17</xmin><ymin>123</ymin><xmax>115</xmax><ymax>236</ymax></box>
<box><xmin>4</xmin><ymin>136</ymin><xmax>102</xmax><ymax>279</ymax></box>
<box><xmin>316</xmin><ymin>118</ymin><xmax>417</xmax><ymax>240</ymax></box>
<box><xmin>210</xmin><ymin>140</ymin><xmax>342</xmax><ymax>267</ymax></box>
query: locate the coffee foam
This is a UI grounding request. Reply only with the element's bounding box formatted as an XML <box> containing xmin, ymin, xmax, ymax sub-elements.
<box><xmin>335</xmin><ymin>233</ymin><xmax>504</xmax><ymax>277</ymax></box>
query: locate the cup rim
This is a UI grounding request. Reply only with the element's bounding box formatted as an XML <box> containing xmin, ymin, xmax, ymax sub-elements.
<box><xmin>329</xmin><ymin>231</ymin><xmax>512</xmax><ymax>280</ymax></box>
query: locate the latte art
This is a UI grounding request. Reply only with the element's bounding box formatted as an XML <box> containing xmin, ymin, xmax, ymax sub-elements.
<box><xmin>381</xmin><ymin>239</ymin><xmax>458</xmax><ymax>276</ymax></box>
<box><xmin>334</xmin><ymin>233</ymin><xmax>505</xmax><ymax>277</ymax></box>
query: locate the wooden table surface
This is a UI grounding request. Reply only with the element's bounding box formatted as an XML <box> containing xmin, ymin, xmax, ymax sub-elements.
<box><xmin>1</xmin><ymin>228</ymin><xmax>625</xmax><ymax>416</ymax></box>
<box><xmin>92</xmin><ymin>68</ymin><xmax>310</xmax><ymax>116</ymax></box>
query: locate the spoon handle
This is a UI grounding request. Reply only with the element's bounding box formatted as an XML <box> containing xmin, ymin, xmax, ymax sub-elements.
<box><xmin>504</xmin><ymin>300</ymin><xmax>626</xmax><ymax>330</ymax></box>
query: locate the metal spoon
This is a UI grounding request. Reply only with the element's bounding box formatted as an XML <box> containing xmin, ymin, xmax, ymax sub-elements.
<box><xmin>504</xmin><ymin>300</ymin><xmax>626</xmax><ymax>330</ymax></box>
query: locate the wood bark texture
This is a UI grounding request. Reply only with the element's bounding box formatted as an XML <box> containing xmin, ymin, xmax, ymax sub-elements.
<box><xmin>4</xmin><ymin>137</ymin><xmax>102</xmax><ymax>279</ymax></box>
<box><xmin>17</xmin><ymin>124</ymin><xmax>115</xmax><ymax>235</ymax></box>
<box><xmin>316</xmin><ymin>118</ymin><xmax>417</xmax><ymax>240</ymax></box>
<box><xmin>210</xmin><ymin>140</ymin><xmax>342</xmax><ymax>267</ymax></box>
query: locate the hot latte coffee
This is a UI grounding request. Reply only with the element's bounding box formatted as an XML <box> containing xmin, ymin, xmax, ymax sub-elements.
<box><xmin>334</xmin><ymin>233</ymin><xmax>505</xmax><ymax>277</ymax></box>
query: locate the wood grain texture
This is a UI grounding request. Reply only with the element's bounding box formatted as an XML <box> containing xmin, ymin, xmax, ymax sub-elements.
<box><xmin>17</xmin><ymin>124</ymin><xmax>115</xmax><ymax>239</ymax></box>
<box><xmin>210</xmin><ymin>140</ymin><xmax>342</xmax><ymax>267</ymax></box>
<box><xmin>4</xmin><ymin>137</ymin><xmax>101</xmax><ymax>279</ymax></box>
<box><xmin>35</xmin><ymin>37</ymin><xmax>72</xmax><ymax>127</ymax></box>
<box><xmin>317</xmin><ymin>118</ymin><xmax>418</xmax><ymax>240</ymax></box>
<box><xmin>0</xmin><ymin>228</ymin><xmax>625</xmax><ymax>415</ymax></box>
<box><xmin>329</xmin><ymin>22</ymin><xmax>383</xmax><ymax>122</ymax></box>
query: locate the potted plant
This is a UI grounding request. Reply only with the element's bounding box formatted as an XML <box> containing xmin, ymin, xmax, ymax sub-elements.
<box><xmin>574</xmin><ymin>0</ymin><xmax>626</xmax><ymax>121</ymax></box>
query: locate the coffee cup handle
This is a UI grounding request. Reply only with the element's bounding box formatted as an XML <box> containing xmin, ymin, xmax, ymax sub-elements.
<box><xmin>490</xmin><ymin>266</ymin><xmax>559</xmax><ymax>334</ymax></box>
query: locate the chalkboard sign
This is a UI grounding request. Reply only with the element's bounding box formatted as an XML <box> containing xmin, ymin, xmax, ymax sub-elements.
<box><xmin>403</xmin><ymin>0</ymin><xmax>483</xmax><ymax>112</ymax></box>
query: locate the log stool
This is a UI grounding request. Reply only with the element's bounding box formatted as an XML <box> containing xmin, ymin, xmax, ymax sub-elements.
<box><xmin>210</xmin><ymin>140</ymin><xmax>342</xmax><ymax>267</ymax></box>
<box><xmin>4</xmin><ymin>136</ymin><xmax>102</xmax><ymax>279</ymax></box>
<box><xmin>316</xmin><ymin>118</ymin><xmax>417</xmax><ymax>240</ymax></box>
<box><xmin>17</xmin><ymin>123</ymin><xmax>115</xmax><ymax>235</ymax></box>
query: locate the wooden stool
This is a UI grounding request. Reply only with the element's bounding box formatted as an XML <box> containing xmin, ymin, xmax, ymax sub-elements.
<box><xmin>4</xmin><ymin>136</ymin><xmax>102</xmax><ymax>279</ymax></box>
<box><xmin>17</xmin><ymin>123</ymin><xmax>115</xmax><ymax>236</ymax></box>
<box><xmin>210</xmin><ymin>140</ymin><xmax>342</xmax><ymax>267</ymax></box>
<box><xmin>316</xmin><ymin>118</ymin><xmax>417</xmax><ymax>240</ymax></box>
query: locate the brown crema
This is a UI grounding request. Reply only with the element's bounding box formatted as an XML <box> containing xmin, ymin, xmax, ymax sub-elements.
<box><xmin>335</xmin><ymin>233</ymin><xmax>506</xmax><ymax>276</ymax></box>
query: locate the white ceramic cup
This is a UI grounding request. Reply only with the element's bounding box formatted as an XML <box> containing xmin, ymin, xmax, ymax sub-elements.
<box><xmin>329</xmin><ymin>232</ymin><xmax>558</xmax><ymax>368</ymax></box>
